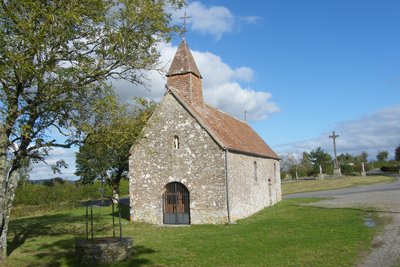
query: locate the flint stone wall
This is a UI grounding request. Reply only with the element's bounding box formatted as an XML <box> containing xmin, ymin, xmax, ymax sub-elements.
<box><xmin>227</xmin><ymin>151</ymin><xmax>281</xmax><ymax>221</ymax></box>
<box><xmin>129</xmin><ymin>93</ymin><xmax>228</xmax><ymax>224</ymax></box>
<box><xmin>129</xmin><ymin>93</ymin><xmax>282</xmax><ymax>225</ymax></box>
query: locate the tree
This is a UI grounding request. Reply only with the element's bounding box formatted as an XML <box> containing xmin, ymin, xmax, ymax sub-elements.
<box><xmin>43</xmin><ymin>177</ymin><xmax>64</xmax><ymax>187</ymax></box>
<box><xmin>0</xmin><ymin>0</ymin><xmax>183</xmax><ymax>260</ymax></box>
<box><xmin>307</xmin><ymin>147</ymin><xmax>333</xmax><ymax>176</ymax></box>
<box><xmin>359</xmin><ymin>151</ymin><xmax>369</xmax><ymax>163</ymax></box>
<box><xmin>395</xmin><ymin>145</ymin><xmax>400</xmax><ymax>161</ymax></box>
<box><xmin>280</xmin><ymin>154</ymin><xmax>301</xmax><ymax>180</ymax></box>
<box><xmin>75</xmin><ymin>97</ymin><xmax>155</xmax><ymax>201</ymax></box>
<box><xmin>337</xmin><ymin>153</ymin><xmax>355</xmax><ymax>175</ymax></box>
<box><xmin>337</xmin><ymin>153</ymin><xmax>354</xmax><ymax>165</ymax></box>
<box><xmin>376</xmin><ymin>150</ymin><xmax>389</xmax><ymax>162</ymax></box>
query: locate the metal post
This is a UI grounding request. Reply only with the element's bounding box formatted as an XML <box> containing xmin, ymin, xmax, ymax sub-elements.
<box><xmin>118</xmin><ymin>203</ymin><xmax>122</xmax><ymax>239</ymax></box>
<box><xmin>90</xmin><ymin>206</ymin><xmax>93</xmax><ymax>239</ymax></box>
<box><xmin>85</xmin><ymin>204</ymin><xmax>88</xmax><ymax>240</ymax></box>
<box><xmin>112</xmin><ymin>200</ymin><xmax>115</xmax><ymax>238</ymax></box>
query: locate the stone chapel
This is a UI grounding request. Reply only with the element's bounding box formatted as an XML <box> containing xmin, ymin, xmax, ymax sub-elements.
<box><xmin>129</xmin><ymin>39</ymin><xmax>281</xmax><ymax>225</ymax></box>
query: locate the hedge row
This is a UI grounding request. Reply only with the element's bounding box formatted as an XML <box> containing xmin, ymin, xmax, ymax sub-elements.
<box><xmin>380</xmin><ymin>166</ymin><xmax>400</xmax><ymax>173</ymax></box>
<box><xmin>14</xmin><ymin>179</ymin><xmax>130</xmax><ymax>206</ymax></box>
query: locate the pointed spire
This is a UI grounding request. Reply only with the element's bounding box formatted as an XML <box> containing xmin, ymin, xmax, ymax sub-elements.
<box><xmin>166</xmin><ymin>39</ymin><xmax>202</xmax><ymax>78</ymax></box>
<box><xmin>166</xmin><ymin>39</ymin><xmax>203</xmax><ymax>105</ymax></box>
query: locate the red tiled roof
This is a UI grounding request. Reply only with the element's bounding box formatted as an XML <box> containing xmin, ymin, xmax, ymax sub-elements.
<box><xmin>169</xmin><ymin>88</ymin><xmax>280</xmax><ymax>159</ymax></box>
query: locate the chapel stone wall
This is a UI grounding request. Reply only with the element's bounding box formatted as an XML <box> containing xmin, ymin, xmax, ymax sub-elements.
<box><xmin>129</xmin><ymin>93</ymin><xmax>228</xmax><ymax>224</ymax></box>
<box><xmin>227</xmin><ymin>151</ymin><xmax>281</xmax><ymax>221</ymax></box>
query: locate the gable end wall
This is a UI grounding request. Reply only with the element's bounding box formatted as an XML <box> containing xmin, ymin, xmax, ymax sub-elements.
<box><xmin>129</xmin><ymin>93</ymin><xmax>228</xmax><ymax>224</ymax></box>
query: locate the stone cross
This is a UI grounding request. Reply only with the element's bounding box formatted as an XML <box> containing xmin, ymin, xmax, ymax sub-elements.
<box><xmin>244</xmin><ymin>110</ymin><xmax>247</xmax><ymax>122</ymax></box>
<box><xmin>329</xmin><ymin>131</ymin><xmax>340</xmax><ymax>168</ymax></box>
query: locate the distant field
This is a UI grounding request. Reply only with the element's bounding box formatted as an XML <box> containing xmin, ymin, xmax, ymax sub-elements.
<box><xmin>5</xmin><ymin>198</ymin><xmax>379</xmax><ymax>267</ymax></box>
<box><xmin>282</xmin><ymin>175</ymin><xmax>395</xmax><ymax>195</ymax></box>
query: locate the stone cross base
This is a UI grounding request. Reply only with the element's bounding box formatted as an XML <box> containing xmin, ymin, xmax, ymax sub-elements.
<box><xmin>333</xmin><ymin>168</ymin><xmax>342</xmax><ymax>176</ymax></box>
<box><xmin>361</xmin><ymin>171</ymin><xmax>367</xmax><ymax>177</ymax></box>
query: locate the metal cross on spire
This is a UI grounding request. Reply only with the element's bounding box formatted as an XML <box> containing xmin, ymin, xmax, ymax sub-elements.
<box><xmin>180</xmin><ymin>9</ymin><xmax>191</xmax><ymax>38</ymax></box>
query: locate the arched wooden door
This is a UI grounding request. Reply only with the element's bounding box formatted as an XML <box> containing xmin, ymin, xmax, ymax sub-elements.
<box><xmin>163</xmin><ymin>182</ymin><xmax>190</xmax><ymax>224</ymax></box>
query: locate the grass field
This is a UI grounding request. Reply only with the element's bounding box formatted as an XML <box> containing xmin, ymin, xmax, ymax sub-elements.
<box><xmin>282</xmin><ymin>175</ymin><xmax>394</xmax><ymax>195</ymax></box>
<box><xmin>4</xmin><ymin>198</ymin><xmax>380</xmax><ymax>267</ymax></box>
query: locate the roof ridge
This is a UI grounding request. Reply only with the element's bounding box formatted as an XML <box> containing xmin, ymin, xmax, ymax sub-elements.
<box><xmin>203</xmin><ymin>103</ymin><xmax>248</xmax><ymax>125</ymax></box>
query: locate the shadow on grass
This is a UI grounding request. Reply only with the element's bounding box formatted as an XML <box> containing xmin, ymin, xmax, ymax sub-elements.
<box><xmin>110</xmin><ymin>202</ymin><xmax>130</xmax><ymax>221</ymax></box>
<box><xmin>25</xmin><ymin>239</ymin><xmax>157</xmax><ymax>267</ymax></box>
<box><xmin>8</xmin><ymin>210</ymin><xmax>158</xmax><ymax>266</ymax></box>
<box><xmin>8</xmin><ymin>213</ymin><xmax>87</xmax><ymax>256</ymax></box>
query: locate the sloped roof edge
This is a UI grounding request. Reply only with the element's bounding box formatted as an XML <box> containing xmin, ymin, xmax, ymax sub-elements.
<box><xmin>167</xmin><ymin>86</ymin><xmax>226</xmax><ymax>149</ymax></box>
<box><xmin>168</xmin><ymin>86</ymin><xmax>280</xmax><ymax>160</ymax></box>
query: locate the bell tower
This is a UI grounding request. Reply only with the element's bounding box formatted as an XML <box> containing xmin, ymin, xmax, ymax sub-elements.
<box><xmin>166</xmin><ymin>39</ymin><xmax>203</xmax><ymax>105</ymax></box>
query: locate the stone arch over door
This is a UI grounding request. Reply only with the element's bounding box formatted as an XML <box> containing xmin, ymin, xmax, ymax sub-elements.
<box><xmin>163</xmin><ymin>182</ymin><xmax>190</xmax><ymax>224</ymax></box>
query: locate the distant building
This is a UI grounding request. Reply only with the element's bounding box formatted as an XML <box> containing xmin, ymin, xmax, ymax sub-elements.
<box><xmin>129</xmin><ymin>39</ymin><xmax>281</xmax><ymax>224</ymax></box>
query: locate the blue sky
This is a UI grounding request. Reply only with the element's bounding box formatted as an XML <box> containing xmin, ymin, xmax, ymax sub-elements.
<box><xmin>30</xmin><ymin>0</ymin><xmax>400</xmax><ymax>180</ymax></box>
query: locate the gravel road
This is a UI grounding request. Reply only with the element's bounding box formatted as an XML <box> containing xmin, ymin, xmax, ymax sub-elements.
<box><xmin>285</xmin><ymin>176</ymin><xmax>400</xmax><ymax>267</ymax></box>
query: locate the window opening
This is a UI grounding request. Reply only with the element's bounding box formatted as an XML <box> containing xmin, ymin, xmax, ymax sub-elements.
<box><xmin>174</xmin><ymin>135</ymin><xmax>180</xmax><ymax>149</ymax></box>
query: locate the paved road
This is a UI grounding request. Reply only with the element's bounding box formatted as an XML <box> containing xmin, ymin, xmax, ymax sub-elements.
<box><xmin>285</xmin><ymin>176</ymin><xmax>400</xmax><ymax>267</ymax></box>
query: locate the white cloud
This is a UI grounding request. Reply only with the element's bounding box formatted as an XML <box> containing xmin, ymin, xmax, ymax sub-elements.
<box><xmin>186</xmin><ymin>2</ymin><xmax>234</xmax><ymax>40</ymax></box>
<box><xmin>239</xmin><ymin>15</ymin><xmax>263</xmax><ymax>24</ymax></box>
<box><xmin>277</xmin><ymin>106</ymin><xmax>400</xmax><ymax>160</ymax></box>
<box><xmin>114</xmin><ymin>42</ymin><xmax>279</xmax><ymax>121</ymax></box>
<box><xmin>205</xmin><ymin>83</ymin><xmax>279</xmax><ymax>121</ymax></box>
<box><xmin>29</xmin><ymin>40</ymin><xmax>279</xmax><ymax>180</ymax></box>
<box><xmin>29</xmin><ymin>146</ymin><xmax>78</xmax><ymax>181</ymax></box>
<box><xmin>170</xmin><ymin>2</ymin><xmax>262</xmax><ymax>40</ymax></box>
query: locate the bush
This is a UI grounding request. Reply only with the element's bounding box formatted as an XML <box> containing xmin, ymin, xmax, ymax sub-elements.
<box><xmin>118</xmin><ymin>179</ymin><xmax>129</xmax><ymax>196</ymax></box>
<box><xmin>380</xmin><ymin>166</ymin><xmax>400</xmax><ymax>173</ymax></box>
<box><xmin>340</xmin><ymin>164</ymin><xmax>355</xmax><ymax>176</ymax></box>
<box><xmin>12</xmin><ymin>179</ymin><xmax>131</xmax><ymax>218</ymax></box>
<box><xmin>14</xmin><ymin>182</ymin><xmax>100</xmax><ymax>206</ymax></box>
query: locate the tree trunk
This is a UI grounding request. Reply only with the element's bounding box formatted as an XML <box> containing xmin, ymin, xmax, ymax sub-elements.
<box><xmin>0</xmin><ymin>197</ymin><xmax>11</xmax><ymax>262</ymax></box>
<box><xmin>112</xmin><ymin>189</ymin><xmax>119</xmax><ymax>204</ymax></box>
<box><xmin>0</xmin><ymin>170</ymin><xmax>20</xmax><ymax>262</ymax></box>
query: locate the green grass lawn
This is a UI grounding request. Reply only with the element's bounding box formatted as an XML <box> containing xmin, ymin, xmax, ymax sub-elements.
<box><xmin>5</xmin><ymin>198</ymin><xmax>379</xmax><ymax>267</ymax></box>
<box><xmin>282</xmin><ymin>175</ymin><xmax>394</xmax><ymax>195</ymax></box>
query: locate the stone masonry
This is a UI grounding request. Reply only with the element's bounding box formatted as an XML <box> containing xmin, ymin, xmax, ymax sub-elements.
<box><xmin>129</xmin><ymin>93</ymin><xmax>228</xmax><ymax>224</ymax></box>
<box><xmin>129</xmin><ymin>39</ymin><xmax>281</xmax><ymax>225</ymax></box>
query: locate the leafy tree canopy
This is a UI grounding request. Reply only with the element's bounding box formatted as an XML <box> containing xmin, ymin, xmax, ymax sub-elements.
<box><xmin>376</xmin><ymin>150</ymin><xmax>389</xmax><ymax>162</ymax></box>
<box><xmin>306</xmin><ymin>147</ymin><xmax>333</xmax><ymax>175</ymax></box>
<box><xmin>395</xmin><ymin>145</ymin><xmax>400</xmax><ymax>161</ymax></box>
<box><xmin>75</xmin><ymin>96</ymin><xmax>155</xmax><ymax>197</ymax></box>
<box><xmin>0</xmin><ymin>0</ymin><xmax>183</xmax><ymax>260</ymax></box>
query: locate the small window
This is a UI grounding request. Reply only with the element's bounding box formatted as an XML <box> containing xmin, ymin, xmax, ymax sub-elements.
<box><xmin>254</xmin><ymin>161</ymin><xmax>258</xmax><ymax>181</ymax></box>
<box><xmin>273</xmin><ymin>163</ymin><xmax>277</xmax><ymax>182</ymax></box>
<box><xmin>174</xmin><ymin>135</ymin><xmax>180</xmax><ymax>149</ymax></box>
